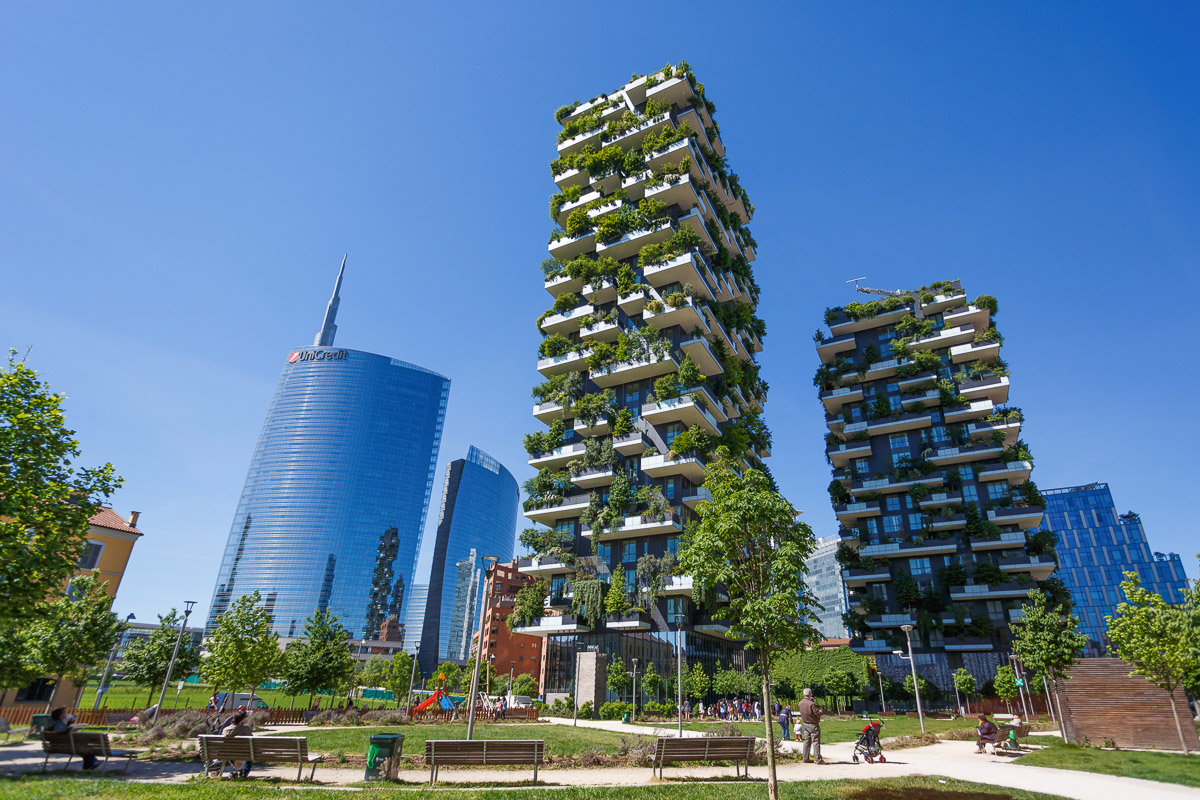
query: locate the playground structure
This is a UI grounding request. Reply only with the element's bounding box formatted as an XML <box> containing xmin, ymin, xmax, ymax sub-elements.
<box><xmin>409</xmin><ymin>672</ymin><xmax>466</xmax><ymax>718</ymax></box>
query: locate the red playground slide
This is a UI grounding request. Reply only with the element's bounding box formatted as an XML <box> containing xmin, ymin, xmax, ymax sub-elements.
<box><xmin>411</xmin><ymin>689</ymin><xmax>445</xmax><ymax>716</ymax></box>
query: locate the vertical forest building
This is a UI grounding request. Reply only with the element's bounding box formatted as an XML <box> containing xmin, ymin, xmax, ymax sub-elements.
<box><xmin>814</xmin><ymin>281</ymin><xmax>1056</xmax><ymax>689</ymax></box>
<box><xmin>516</xmin><ymin>62</ymin><xmax>769</xmax><ymax>704</ymax></box>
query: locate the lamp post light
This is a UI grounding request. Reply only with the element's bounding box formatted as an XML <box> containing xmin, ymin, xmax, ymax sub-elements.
<box><xmin>895</xmin><ymin>624</ymin><xmax>925</xmax><ymax>733</ymax></box>
<box><xmin>509</xmin><ymin>661</ymin><xmax>516</xmax><ymax>704</ymax></box>
<box><xmin>876</xmin><ymin>669</ymin><xmax>887</xmax><ymax>714</ymax></box>
<box><xmin>676</xmin><ymin>612</ymin><xmax>685</xmax><ymax>736</ymax></box>
<box><xmin>94</xmin><ymin>613</ymin><xmax>135</xmax><ymax>710</ymax></box>
<box><xmin>628</xmin><ymin>658</ymin><xmax>639</xmax><ymax>721</ymax></box>
<box><xmin>405</xmin><ymin>644</ymin><xmax>420</xmax><ymax>721</ymax></box>
<box><xmin>466</xmin><ymin>556</ymin><xmax>499</xmax><ymax>740</ymax></box>
<box><xmin>153</xmin><ymin>602</ymin><xmax>196</xmax><ymax>725</ymax></box>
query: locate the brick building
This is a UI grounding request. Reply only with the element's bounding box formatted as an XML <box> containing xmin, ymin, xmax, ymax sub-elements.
<box><xmin>473</xmin><ymin>560</ymin><xmax>544</xmax><ymax>695</ymax></box>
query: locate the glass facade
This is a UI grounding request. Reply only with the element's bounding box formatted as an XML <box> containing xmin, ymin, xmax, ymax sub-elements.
<box><xmin>1039</xmin><ymin>482</ymin><xmax>1189</xmax><ymax>655</ymax></box>
<box><xmin>417</xmin><ymin>446</ymin><xmax>519</xmax><ymax>675</ymax></box>
<box><xmin>805</xmin><ymin>536</ymin><xmax>848</xmax><ymax>639</ymax></box>
<box><xmin>208</xmin><ymin>345</ymin><xmax>450</xmax><ymax>641</ymax></box>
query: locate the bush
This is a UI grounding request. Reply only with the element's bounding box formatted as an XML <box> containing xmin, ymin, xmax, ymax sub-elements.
<box><xmin>615</xmin><ymin>735</ymin><xmax>657</xmax><ymax>765</ymax></box>
<box><xmin>361</xmin><ymin>709</ymin><xmax>407</xmax><ymax>725</ymax></box>
<box><xmin>578</xmin><ymin>700</ymin><xmax>593</xmax><ymax>719</ymax></box>
<box><xmin>599</xmin><ymin>701</ymin><xmax>632</xmax><ymax>721</ymax></box>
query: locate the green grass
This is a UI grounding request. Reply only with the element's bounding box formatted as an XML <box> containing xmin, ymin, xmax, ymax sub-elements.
<box><xmin>80</xmin><ymin>679</ymin><xmax>366</xmax><ymax>711</ymax></box>
<box><xmin>274</xmin><ymin>723</ymin><xmax>632</xmax><ymax>757</ymax></box>
<box><xmin>632</xmin><ymin>715</ymin><xmax>977</xmax><ymax>743</ymax></box>
<box><xmin>0</xmin><ymin>775</ymin><xmax>1072</xmax><ymax>799</ymax></box>
<box><xmin>1015</xmin><ymin>739</ymin><xmax>1200</xmax><ymax>788</ymax></box>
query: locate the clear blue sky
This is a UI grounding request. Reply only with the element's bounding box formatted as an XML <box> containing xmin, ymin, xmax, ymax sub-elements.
<box><xmin>3</xmin><ymin>3</ymin><xmax>1197</xmax><ymax>624</ymax></box>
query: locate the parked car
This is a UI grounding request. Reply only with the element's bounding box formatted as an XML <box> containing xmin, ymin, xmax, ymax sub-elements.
<box><xmin>508</xmin><ymin>695</ymin><xmax>533</xmax><ymax>709</ymax></box>
<box><xmin>214</xmin><ymin>692</ymin><xmax>270</xmax><ymax>711</ymax></box>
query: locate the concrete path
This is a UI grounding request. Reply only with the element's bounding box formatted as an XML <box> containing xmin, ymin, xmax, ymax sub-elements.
<box><xmin>4</xmin><ymin>725</ymin><xmax>1198</xmax><ymax>799</ymax></box>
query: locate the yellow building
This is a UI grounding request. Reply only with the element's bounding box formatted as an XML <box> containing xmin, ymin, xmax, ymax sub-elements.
<box><xmin>11</xmin><ymin>507</ymin><xmax>143</xmax><ymax>708</ymax></box>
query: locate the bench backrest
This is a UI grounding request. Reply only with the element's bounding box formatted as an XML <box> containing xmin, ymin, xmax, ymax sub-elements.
<box><xmin>43</xmin><ymin>731</ymin><xmax>112</xmax><ymax>757</ymax></box>
<box><xmin>655</xmin><ymin>736</ymin><xmax>755</xmax><ymax>762</ymax></box>
<box><xmin>199</xmin><ymin>735</ymin><xmax>308</xmax><ymax>763</ymax></box>
<box><xmin>425</xmin><ymin>739</ymin><xmax>543</xmax><ymax>765</ymax></box>
<box><xmin>0</xmin><ymin>718</ymin><xmax>9</xmax><ymax>733</ymax></box>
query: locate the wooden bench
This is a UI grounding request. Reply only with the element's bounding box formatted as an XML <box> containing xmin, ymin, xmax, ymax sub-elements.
<box><xmin>104</xmin><ymin>713</ymin><xmax>137</xmax><ymax>730</ymax></box>
<box><xmin>42</xmin><ymin>730</ymin><xmax>143</xmax><ymax>773</ymax></box>
<box><xmin>424</xmin><ymin>739</ymin><xmax>543</xmax><ymax>786</ymax></box>
<box><xmin>652</xmin><ymin>736</ymin><xmax>756</xmax><ymax>779</ymax></box>
<box><xmin>998</xmin><ymin>723</ymin><xmax>1032</xmax><ymax>752</ymax></box>
<box><xmin>199</xmin><ymin>735</ymin><xmax>322</xmax><ymax>781</ymax></box>
<box><xmin>0</xmin><ymin>719</ymin><xmax>9</xmax><ymax>742</ymax></box>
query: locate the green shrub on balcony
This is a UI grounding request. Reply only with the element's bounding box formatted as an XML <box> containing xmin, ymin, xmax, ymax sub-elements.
<box><xmin>557</xmin><ymin>109</ymin><xmax>605</xmax><ymax>144</ymax></box>
<box><xmin>972</xmin><ymin>560</ymin><xmax>1006</xmax><ymax>586</ymax></box>
<box><xmin>538</xmin><ymin>334</ymin><xmax>575</xmax><ymax>359</ymax></box>
<box><xmin>828</xmin><ymin>479</ymin><xmax>851</xmax><ymax>505</ymax></box>
<box><xmin>973</xmin><ymin>326</ymin><xmax>1003</xmax><ymax>345</ymax></box>
<box><xmin>570</xmin><ymin>390</ymin><xmax>616</xmax><ymax>426</ymax></box>
<box><xmin>523</xmin><ymin>419</ymin><xmax>567</xmax><ymax>456</ymax></box>
<box><xmin>555</xmin><ymin>102</ymin><xmax>581</xmax><ymax>124</ymax></box>
<box><xmin>938</xmin><ymin>563</ymin><xmax>969</xmax><ymax>587</ymax></box>
<box><xmin>668</xmin><ymin>425</ymin><xmax>712</xmax><ymax>461</ymax></box>
<box><xmin>564</xmin><ymin>208</ymin><xmax>593</xmax><ymax>238</ymax></box>
<box><xmin>974</xmin><ymin>294</ymin><xmax>999</xmax><ymax>314</ymax></box>
<box><xmin>637</xmin><ymin>225</ymin><xmax>704</xmax><ymax>267</ymax></box>
<box><xmin>1002</xmin><ymin>439</ymin><xmax>1034</xmax><ymax>464</ymax></box>
<box><xmin>509</xmin><ymin>580</ymin><xmax>549</xmax><ymax>630</ymax></box>
<box><xmin>611</xmin><ymin>408</ymin><xmax>633</xmax><ymax>436</ymax></box>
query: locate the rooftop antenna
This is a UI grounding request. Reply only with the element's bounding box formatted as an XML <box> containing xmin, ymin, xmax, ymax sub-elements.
<box><xmin>846</xmin><ymin>276</ymin><xmax>923</xmax><ymax>319</ymax></box>
<box><xmin>314</xmin><ymin>254</ymin><xmax>347</xmax><ymax>346</ymax></box>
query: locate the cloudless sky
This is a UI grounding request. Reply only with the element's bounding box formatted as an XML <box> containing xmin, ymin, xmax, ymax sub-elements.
<box><xmin>3</xmin><ymin>2</ymin><xmax>1197</xmax><ymax>625</ymax></box>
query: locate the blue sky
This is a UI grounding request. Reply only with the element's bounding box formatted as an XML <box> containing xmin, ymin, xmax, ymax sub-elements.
<box><xmin>2</xmin><ymin>2</ymin><xmax>1197</xmax><ymax>624</ymax></box>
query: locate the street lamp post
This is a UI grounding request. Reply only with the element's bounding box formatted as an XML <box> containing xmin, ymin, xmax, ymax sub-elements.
<box><xmin>895</xmin><ymin>624</ymin><xmax>925</xmax><ymax>733</ymax></box>
<box><xmin>466</xmin><ymin>556</ymin><xmax>498</xmax><ymax>740</ymax></box>
<box><xmin>676</xmin><ymin>614</ymin><xmax>684</xmax><ymax>736</ymax></box>
<box><xmin>405</xmin><ymin>644</ymin><xmax>420</xmax><ymax>720</ymax></box>
<box><xmin>628</xmin><ymin>658</ymin><xmax>639</xmax><ymax>721</ymax></box>
<box><xmin>508</xmin><ymin>661</ymin><xmax>515</xmax><ymax>704</ymax></box>
<box><xmin>1008</xmin><ymin>655</ymin><xmax>1031</xmax><ymax>719</ymax></box>
<box><xmin>876</xmin><ymin>669</ymin><xmax>886</xmax><ymax>714</ymax></box>
<box><xmin>153</xmin><ymin>602</ymin><xmax>196</xmax><ymax>725</ymax></box>
<box><xmin>94</xmin><ymin>613</ymin><xmax>135</xmax><ymax>709</ymax></box>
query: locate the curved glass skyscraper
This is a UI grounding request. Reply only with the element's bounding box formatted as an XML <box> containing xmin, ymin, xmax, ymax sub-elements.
<box><xmin>208</xmin><ymin>259</ymin><xmax>450</xmax><ymax>641</ymax></box>
<box><xmin>417</xmin><ymin>446</ymin><xmax>519</xmax><ymax>675</ymax></box>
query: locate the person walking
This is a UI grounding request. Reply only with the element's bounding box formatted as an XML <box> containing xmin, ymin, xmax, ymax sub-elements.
<box><xmin>777</xmin><ymin>702</ymin><xmax>792</xmax><ymax>741</ymax></box>
<box><xmin>798</xmin><ymin>688</ymin><xmax>826</xmax><ymax>764</ymax></box>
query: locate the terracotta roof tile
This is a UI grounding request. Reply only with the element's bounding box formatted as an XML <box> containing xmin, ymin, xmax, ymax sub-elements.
<box><xmin>89</xmin><ymin>507</ymin><xmax>142</xmax><ymax>535</ymax></box>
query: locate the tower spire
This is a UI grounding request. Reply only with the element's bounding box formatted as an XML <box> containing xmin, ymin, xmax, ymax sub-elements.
<box><xmin>314</xmin><ymin>254</ymin><xmax>347</xmax><ymax>346</ymax></box>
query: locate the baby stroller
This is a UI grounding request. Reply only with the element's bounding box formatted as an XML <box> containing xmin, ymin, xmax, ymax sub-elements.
<box><xmin>852</xmin><ymin>721</ymin><xmax>886</xmax><ymax>763</ymax></box>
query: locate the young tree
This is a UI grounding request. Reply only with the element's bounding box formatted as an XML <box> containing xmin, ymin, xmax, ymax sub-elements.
<box><xmin>712</xmin><ymin>663</ymin><xmax>743</xmax><ymax>702</ymax></box>
<box><xmin>281</xmin><ymin>610</ymin><xmax>355</xmax><ymax>709</ymax></box>
<box><xmin>1106</xmin><ymin>571</ymin><xmax>1199</xmax><ymax>753</ymax></box>
<box><xmin>0</xmin><ymin>353</ymin><xmax>123</xmax><ymax>623</ymax></box>
<box><xmin>1011</xmin><ymin>588</ymin><xmax>1089</xmax><ymax>734</ymax></box>
<box><xmin>993</xmin><ymin>665</ymin><xmax>1018</xmax><ymax>712</ymax></box>
<box><xmin>0</xmin><ymin>625</ymin><xmax>39</xmax><ymax>706</ymax></box>
<box><xmin>953</xmin><ymin>668</ymin><xmax>977</xmax><ymax>713</ymax></box>
<box><xmin>678</xmin><ymin>447</ymin><xmax>821</xmax><ymax>800</ymax></box>
<box><xmin>823</xmin><ymin>670</ymin><xmax>857</xmax><ymax>715</ymax></box>
<box><xmin>640</xmin><ymin>660</ymin><xmax>663</xmax><ymax>702</ymax></box>
<box><xmin>513</xmin><ymin>672</ymin><xmax>538</xmax><ymax>699</ymax></box>
<box><xmin>203</xmin><ymin>590</ymin><xmax>281</xmax><ymax>707</ymax></box>
<box><xmin>686</xmin><ymin>661</ymin><xmax>710</xmax><ymax>702</ymax></box>
<box><xmin>378</xmin><ymin>650</ymin><xmax>415</xmax><ymax>710</ymax></box>
<box><xmin>26</xmin><ymin>576</ymin><xmax>125</xmax><ymax>711</ymax></box>
<box><xmin>903</xmin><ymin>674</ymin><xmax>940</xmax><ymax>704</ymax></box>
<box><xmin>359</xmin><ymin>655</ymin><xmax>388</xmax><ymax>689</ymax></box>
<box><xmin>121</xmin><ymin>608</ymin><xmax>203</xmax><ymax>706</ymax></box>
<box><xmin>431</xmin><ymin>661</ymin><xmax>464</xmax><ymax>692</ymax></box>
<box><xmin>607</xmin><ymin>655</ymin><xmax>631</xmax><ymax>701</ymax></box>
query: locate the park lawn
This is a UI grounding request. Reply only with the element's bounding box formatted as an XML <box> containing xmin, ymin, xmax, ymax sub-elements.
<box><xmin>78</xmin><ymin>679</ymin><xmax>359</xmax><ymax>711</ymax></box>
<box><xmin>632</xmin><ymin>715</ymin><xmax>977</xmax><ymax>743</ymax></box>
<box><xmin>274</xmin><ymin>723</ymin><xmax>634</xmax><ymax>758</ymax></box>
<box><xmin>0</xmin><ymin>775</ymin><xmax>1073</xmax><ymax>799</ymax></box>
<box><xmin>1014</xmin><ymin>739</ymin><xmax>1200</xmax><ymax>788</ymax></box>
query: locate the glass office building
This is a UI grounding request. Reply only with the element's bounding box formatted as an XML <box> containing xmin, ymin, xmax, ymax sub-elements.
<box><xmin>208</xmin><ymin>261</ymin><xmax>450</xmax><ymax>641</ymax></box>
<box><xmin>417</xmin><ymin>446</ymin><xmax>519</xmax><ymax>675</ymax></box>
<box><xmin>1040</xmin><ymin>482</ymin><xmax>1189</xmax><ymax>655</ymax></box>
<box><xmin>805</xmin><ymin>536</ymin><xmax>849</xmax><ymax>639</ymax></box>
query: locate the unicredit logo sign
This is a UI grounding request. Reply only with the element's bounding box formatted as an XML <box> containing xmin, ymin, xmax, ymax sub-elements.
<box><xmin>288</xmin><ymin>349</ymin><xmax>348</xmax><ymax>363</ymax></box>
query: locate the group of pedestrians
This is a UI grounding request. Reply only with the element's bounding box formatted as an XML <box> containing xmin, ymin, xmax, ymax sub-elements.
<box><xmin>682</xmin><ymin>698</ymin><xmax>762</xmax><ymax>721</ymax></box>
<box><xmin>774</xmin><ymin>688</ymin><xmax>826</xmax><ymax>765</ymax></box>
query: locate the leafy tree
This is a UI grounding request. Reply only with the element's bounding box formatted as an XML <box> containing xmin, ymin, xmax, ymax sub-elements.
<box><xmin>0</xmin><ymin>353</ymin><xmax>123</xmax><ymax>623</ymax></box>
<box><xmin>26</xmin><ymin>575</ymin><xmax>125</xmax><ymax>711</ymax></box>
<box><xmin>1011</xmin><ymin>588</ymin><xmax>1088</xmax><ymax>729</ymax></box>
<box><xmin>903</xmin><ymin>673</ymin><xmax>939</xmax><ymax>704</ymax></box>
<box><xmin>203</xmin><ymin>590</ymin><xmax>281</xmax><ymax>705</ymax></box>
<box><xmin>607</xmin><ymin>655</ymin><xmax>631</xmax><ymax>699</ymax></box>
<box><xmin>640</xmin><ymin>660</ymin><xmax>663</xmax><ymax>702</ymax></box>
<box><xmin>993</xmin><ymin>665</ymin><xmax>1019</xmax><ymax>710</ymax></box>
<box><xmin>678</xmin><ymin>447</ymin><xmax>822</xmax><ymax>800</ymax></box>
<box><xmin>508</xmin><ymin>581</ymin><xmax>548</xmax><ymax>630</ymax></box>
<box><xmin>279</xmin><ymin>609</ymin><xmax>356</xmax><ymax>708</ymax></box>
<box><xmin>489</xmin><ymin>673</ymin><xmax>510</xmax><ymax>696</ymax></box>
<box><xmin>358</xmin><ymin>655</ymin><xmax>388</xmax><ymax>689</ymax></box>
<box><xmin>953</xmin><ymin>668</ymin><xmax>977</xmax><ymax>713</ymax></box>
<box><xmin>430</xmin><ymin>661</ymin><xmax>464</xmax><ymax>692</ymax></box>
<box><xmin>712</xmin><ymin>663</ymin><xmax>743</xmax><ymax>701</ymax></box>
<box><xmin>686</xmin><ymin>661</ymin><xmax>710</xmax><ymax>701</ymax></box>
<box><xmin>894</xmin><ymin>570</ymin><xmax>920</xmax><ymax>608</ymax></box>
<box><xmin>1183</xmin><ymin>564</ymin><xmax>1200</xmax><ymax>698</ymax></box>
<box><xmin>380</xmin><ymin>650</ymin><xmax>415</xmax><ymax>709</ymax></box>
<box><xmin>0</xmin><ymin>624</ymin><xmax>39</xmax><ymax>706</ymax></box>
<box><xmin>823</xmin><ymin>669</ymin><xmax>858</xmax><ymax>714</ymax></box>
<box><xmin>121</xmin><ymin>608</ymin><xmax>203</xmax><ymax>706</ymax></box>
<box><xmin>605</xmin><ymin>567</ymin><xmax>628</xmax><ymax>617</ymax></box>
<box><xmin>514</xmin><ymin>672</ymin><xmax>538</xmax><ymax>698</ymax></box>
<box><xmin>1106</xmin><ymin>571</ymin><xmax>1199</xmax><ymax>753</ymax></box>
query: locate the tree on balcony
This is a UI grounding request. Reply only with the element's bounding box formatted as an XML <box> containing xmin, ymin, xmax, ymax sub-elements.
<box><xmin>678</xmin><ymin>447</ymin><xmax>821</xmax><ymax>800</ymax></box>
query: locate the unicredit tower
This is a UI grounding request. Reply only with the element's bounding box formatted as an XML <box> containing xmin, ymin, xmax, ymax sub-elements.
<box><xmin>207</xmin><ymin>257</ymin><xmax>450</xmax><ymax>643</ymax></box>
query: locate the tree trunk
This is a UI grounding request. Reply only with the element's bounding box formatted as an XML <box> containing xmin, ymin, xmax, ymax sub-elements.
<box><xmin>758</xmin><ymin>652</ymin><xmax>779</xmax><ymax>800</ymax></box>
<box><xmin>1167</xmin><ymin>687</ymin><xmax>1189</xmax><ymax>754</ymax></box>
<box><xmin>148</xmin><ymin>687</ymin><xmax>155</xmax><ymax>707</ymax></box>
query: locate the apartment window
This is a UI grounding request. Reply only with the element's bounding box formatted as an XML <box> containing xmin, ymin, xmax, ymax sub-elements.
<box><xmin>889</xmin><ymin>433</ymin><xmax>909</xmax><ymax>451</ymax></box>
<box><xmin>891</xmin><ymin>453</ymin><xmax>909</xmax><ymax>468</ymax></box>
<box><xmin>909</xmin><ymin>557</ymin><xmax>932</xmax><ymax>576</ymax></box>
<box><xmin>625</xmin><ymin>572</ymin><xmax>636</xmax><ymax>594</ymax></box>
<box><xmin>986</xmin><ymin>483</ymin><xmax>1008</xmax><ymax>501</ymax></box>
<box><xmin>881</xmin><ymin>342</ymin><xmax>893</xmax><ymax>357</ymax></box>
<box><xmin>78</xmin><ymin>541</ymin><xmax>104</xmax><ymax>571</ymax></box>
<box><xmin>886</xmin><ymin>382</ymin><xmax>899</xmax><ymax>394</ymax></box>
<box><xmin>665</xmin><ymin>422</ymin><xmax>683</xmax><ymax>447</ymax></box>
<box><xmin>986</xmin><ymin>601</ymin><xmax>1004</xmax><ymax>621</ymax></box>
<box><xmin>848</xmin><ymin>405</ymin><xmax>864</xmax><ymax>422</ymax></box>
<box><xmin>622</xmin><ymin>542</ymin><xmax>637</xmax><ymax>563</ymax></box>
<box><xmin>852</xmin><ymin>458</ymin><xmax>870</xmax><ymax>477</ymax></box>
<box><xmin>550</xmin><ymin>577</ymin><xmax>567</xmax><ymax>598</ymax></box>
<box><xmin>864</xmin><ymin>519</ymin><xmax>879</xmax><ymax>536</ymax></box>
<box><xmin>666</xmin><ymin>597</ymin><xmax>689</xmax><ymax>623</ymax></box>
<box><xmin>597</xmin><ymin>543</ymin><xmax>612</xmax><ymax>562</ymax></box>
<box><xmin>625</xmin><ymin>388</ymin><xmax>640</xmax><ymax>418</ymax></box>
<box><xmin>666</xmin><ymin>536</ymin><xmax>680</xmax><ymax>557</ymax></box>
<box><xmin>889</xmin><ymin>396</ymin><xmax>903</xmax><ymax>412</ymax></box>
<box><xmin>665</xmin><ymin>480</ymin><xmax>676</xmax><ymax>501</ymax></box>
<box><xmin>908</xmin><ymin>513</ymin><xmax>926</xmax><ymax>530</ymax></box>
<box><xmin>962</xmin><ymin>485</ymin><xmax>979</xmax><ymax>505</ymax></box>
<box><xmin>931</xmin><ymin>426</ymin><xmax>950</xmax><ymax>444</ymax></box>
<box><xmin>883</xmin><ymin>516</ymin><xmax>902</xmax><ymax>534</ymax></box>
<box><xmin>928</xmin><ymin>629</ymin><xmax>944</xmax><ymax>648</ymax></box>
<box><xmin>886</xmin><ymin>497</ymin><xmax>901</xmax><ymax>512</ymax></box>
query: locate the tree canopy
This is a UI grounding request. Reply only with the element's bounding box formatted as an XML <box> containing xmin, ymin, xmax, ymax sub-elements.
<box><xmin>26</xmin><ymin>575</ymin><xmax>125</xmax><ymax>709</ymax></box>
<box><xmin>203</xmin><ymin>590</ymin><xmax>281</xmax><ymax>698</ymax></box>
<box><xmin>121</xmin><ymin>608</ymin><xmax>203</xmax><ymax>706</ymax></box>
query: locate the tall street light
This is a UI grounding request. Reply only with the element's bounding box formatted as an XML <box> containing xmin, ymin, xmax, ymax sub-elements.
<box><xmin>153</xmin><ymin>601</ymin><xmax>196</xmax><ymax>725</ymax></box>
<box><xmin>94</xmin><ymin>613</ymin><xmax>135</xmax><ymax>709</ymax></box>
<box><xmin>465</xmin><ymin>555</ymin><xmax>498</xmax><ymax>740</ymax></box>
<box><xmin>894</xmin><ymin>624</ymin><xmax>925</xmax><ymax>733</ymax></box>
<box><xmin>405</xmin><ymin>644</ymin><xmax>420</xmax><ymax>721</ymax></box>
<box><xmin>676</xmin><ymin>611</ymin><xmax>685</xmax><ymax>736</ymax></box>
<box><xmin>628</xmin><ymin>658</ymin><xmax>639</xmax><ymax>721</ymax></box>
<box><xmin>876</xmin><ymin>668</ymin><xmax>887</xmax><ymax>714</ymax></box>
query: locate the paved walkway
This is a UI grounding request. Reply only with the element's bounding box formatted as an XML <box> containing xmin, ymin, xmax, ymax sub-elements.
<box><xmin>3</xmin><ymin>722</ymin><xmax>1197</xmax><ymax>799</ymax></box>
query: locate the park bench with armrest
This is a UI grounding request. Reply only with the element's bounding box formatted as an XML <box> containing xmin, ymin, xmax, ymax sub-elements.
<box><xmin>652</xmin><ymin>736</ymin><xmax>756</xmax><ymax>779</ymax></box>
<box><xmin>199</xmin><ymin>735</ymin><xmax>321</xmax><ymax>781</ymax></box>
<box><xmin>999</xmin><ymin>723</ymin><xmax>1032</xmax><ymax>752</ymax></box>
<box><xmin>104</xmin><ymin>713</ymin><xmax>137</xmax><ymax>730</ymax></box>
<box><xmin>42</xmin><ymin>730</ymin><xmax>143</xmax><ymax>773</ymax></box>
<box><xmin>424</xmin><ymin>739</ymin><xmax>543</xmax><ymax>786</ymax></box>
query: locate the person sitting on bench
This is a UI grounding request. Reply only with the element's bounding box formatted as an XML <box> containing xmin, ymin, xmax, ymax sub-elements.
<box><xmin>975</xmin><ymin>714</ymin><xmax>998</xmax><ymax>754</ymax></box>
<box><xmin>220</xmin><ymin>710</ymin><xmax>253</xmax><ymax>778</ymax></box>
<box><xmin>48</xmin><ymin>708</ymin><xmax>97</xmax><ymax>770</ymax></box>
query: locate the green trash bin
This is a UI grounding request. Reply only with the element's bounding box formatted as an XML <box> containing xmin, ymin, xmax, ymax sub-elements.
<box><xmin>365</xmin><ymin>734</ymin><xmax>404</xmax><ymax>781</ymax></box>
<box><xmin>622</xmin><ymin>712</ymin><xmax>630</xmax><ymax>724</ymax></box>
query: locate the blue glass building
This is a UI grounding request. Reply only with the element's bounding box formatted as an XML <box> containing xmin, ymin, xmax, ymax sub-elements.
<box><xmin>805</xmin><ymin>536</ymin><xmax>849</xmax><ymax>640</ymax></box>
<box><xmin>1040</xmin><ymin>482</ymin><xmax>1189</xmax><ymax>655</ymax></box>
<box><xmin>417</xmin><ymin>446</ymin><xmax>519</xmax><ymax>676</ymax></box>
<box><xmin>208</xmin><ymin>260</ymin><xmax>451</xmax><ymax>641</ymax></box>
